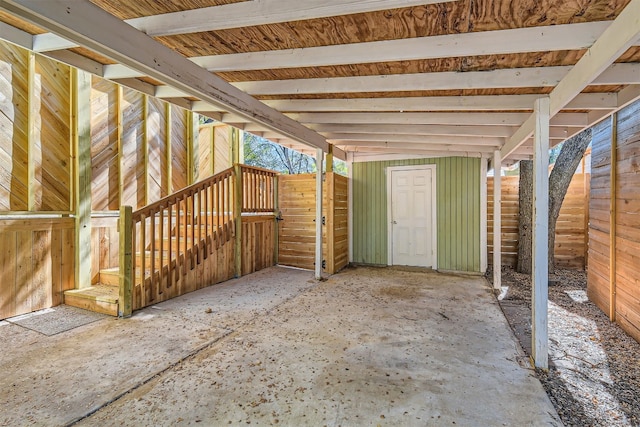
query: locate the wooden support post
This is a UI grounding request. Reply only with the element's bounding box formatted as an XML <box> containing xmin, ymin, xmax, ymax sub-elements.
<box><xmin>315</xmin><ymin>148</ymin><xmax>324</xmax><ymax>280</ymax></box>
<box><xmin>118</xmin><ymin>205</ymin><xmax>133</xmax><ymax>317</ymax></box>
<box><xmin>234</xmin><ymin>164</ymin><xmax>243</xmax><ymax>278</ymax></box>
<box><xmin>231</xmin><ymin>127</ymin><xmax>241</xmax><ymax>165</ymax></box>
<box><xmin>187</xmin><ymin>112</ymin><xmax>199</xmax><ymax>185</ymax></box>
<box><xmin>116</xmin><ymin>85</ymin><xmax>123</xmax><ymax>206</ymax></box>
<box><xmin>27</xmin><ymin>52</ymin><xmax>38</xmax><ymax>211</ymax></box>
<box><xmin>347</xmin><ymin>158</ymin><xmax>353</xmax><ymax>263</ymax></box>
<box><xmin>326</xmin><ymin>172</ymin><xmax>335</xmax><ymax>274</ymax></box>
<box><xmin>73</xmin><ymin>69</ymin><xmax>92</xmax><ymax>289</ymax></box>
<box><xmin>492</xmin><ymin>150</ymin><xmax>501</xmax><ymax>290</ymax></box>
<box><xmin>143</xmin><ymin>94</ymin><xmax>149</xmax><ymax>205</ymax></box>
<box><xmin>532</xmin><ymin>97</ymin><xmax>550</xmax><ymax>370</ymax></box>
<box><xmin>274</xmin><ymin>174</ymin><xmax>279</xmax><ymax>264</ymax></box>
<box><xmin>210</xmin><ymin>124</ymin><xmax>215</xmax><ymax>176</ymax></box>
<box><xmin>326</xmin><ymin>145</ymin><xmax>334</xmax><ymax>173</ymax></box>
<box><xmin>609</xmin><ymin>113</ymin><xmax>618</xmax><ymax>321</ymax></box>
<box><xmin>166</xmin><ymin>102</ymin><xmax>172</xmax><ymax>194</ymax></box>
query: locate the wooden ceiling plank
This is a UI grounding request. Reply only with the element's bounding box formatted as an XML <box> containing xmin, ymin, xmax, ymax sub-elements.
<box><xmin>191</xmin><ymin>22</ymin><xmax>611</xmax><ymax>72</ymax></box>
<box><xmin>502</xmin><ymin>0</ymin><xmax>640</xmax><ymax>160</ymax></box>
<box><xmin>31</xmin><ymin>0</ymin><xmax>456</xmax><ymax>52</ymax></box>
<box><xmin>1</xmin><ymin>0</ymin><xmax>329</xmax><ymax>153</ymax></box>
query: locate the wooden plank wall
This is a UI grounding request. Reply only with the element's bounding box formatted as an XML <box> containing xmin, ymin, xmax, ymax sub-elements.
<box><xmin>0</xmin><ymin>41</ymin><xmax>76</xmax><ymax>319</ymax></box>
<box><xmin>197</xmin><ymin>123</ymin><xmax>233</xmax><ymax>181</ymax></box>
<box><xmin>589</xmin><ymin>99</ymin><xmax>640</xmax><ymax>343</ymax></box>
<box><xmin>487</xmin><ymin>170</ymin><xmax>589</xmax><ymax>269</ymax></box>
<box><xmin>0</xmin><ymin>42</ymin><xmax>73</xmax><ymax>212</ymax></box>
<box><xmin>241</xmin><ymin>215</ymin><xmax>276</xmax><ymax>276</ymax></box>
<box><xmin>277</xmin><ymin>172</ymin><xmax>348</xmax><ymax>274</ymax></box>
<box><xmin>0</xmin><ymin>218</ymin><xmax>75</xmax><ymax>320</ymax></box>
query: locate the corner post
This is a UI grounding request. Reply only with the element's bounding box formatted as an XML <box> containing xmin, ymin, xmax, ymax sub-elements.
<box><xmin>492</xmin><ymin>150</ymin><xmax>502</xmax><ymax>290</ymax></box>
<box><xmin>118</xmin><ymin>205</ymin><xmax>133</xmax><ymax>317</ymax></box>
<box><xmin>73</xmin><ymin>68</ymin><xmax>92</xmax><ymax>289</ymax></box>
<box><xmin>234</xmin><ymin>164</ymin><xmax>243</xmax><ymax>278</ymax></box>
<box><xmin>532</xmin><ymin>97</ymin><xmax>550</xmax><ymax>369</ymax></box>
<box><xmin>315</xmin><ymin>148</ymin><xmax>324</xmax><ymax>280</ymax></box>
<box><xmin>609</xmin><ymin>113</ymin><xmax>617</xmax><ymax>321</ymax></box>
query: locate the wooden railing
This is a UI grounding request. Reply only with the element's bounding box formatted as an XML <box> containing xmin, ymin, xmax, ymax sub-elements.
<box><xmin>118</xmin><ymin>164</ymin><xmax>277</xmax><ymax>316</ymax></box>
<box><xmin>241</xmin><ymin>165</ymin><xmax>277</xmax><ymax>213</ymax></box>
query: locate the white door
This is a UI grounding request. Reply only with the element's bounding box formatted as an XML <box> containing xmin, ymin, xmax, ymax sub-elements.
<box><xmin>389</xmin><ymin>167</ymin><xmax>436</xmax><ymax>267</ymax></box>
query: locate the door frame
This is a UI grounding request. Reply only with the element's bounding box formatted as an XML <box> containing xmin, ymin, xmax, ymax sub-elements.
<box><xmin>386</xmin><ymin>164</ymin><xmax>438</xmax><ymax>268</ymax></box>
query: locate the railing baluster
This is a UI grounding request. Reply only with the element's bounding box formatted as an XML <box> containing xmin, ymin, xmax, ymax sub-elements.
<box><xmin>167</xmin><ymin>202</ymin><xmax>172</xmax><ymax>288</ymax></box>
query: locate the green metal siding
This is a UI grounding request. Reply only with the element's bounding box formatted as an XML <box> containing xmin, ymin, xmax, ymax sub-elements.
<box><xmin>352</xmin><ymin>157</ymin><xmax>481</xmax><ymax>272</ymax></box>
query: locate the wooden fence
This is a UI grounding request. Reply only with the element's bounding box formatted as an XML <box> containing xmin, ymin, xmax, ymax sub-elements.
<box><xmin>0</xmin><ymin>218</ymin><xmax>75</xmax><ymax>319</ymax></box>
<box><xmin>588</xmin><ymin>100</ymin><xmax>640</xmax><ymax>343</ymax></box>
<box><xmin>487</xmin><ymin>171</ymin><xmax>590</xmax><ymax>269</ymax></box>
<box><xmin>277</xmin><ymin>172</ymin><xmax>348</xmax><ymax>274</ymax></box>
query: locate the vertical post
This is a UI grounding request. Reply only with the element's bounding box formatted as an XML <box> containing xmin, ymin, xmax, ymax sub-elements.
<box><xmin>326</xmin><ymin>145</ymin><xmax>334</xmax><ymax>173</ymax></box>
<box><xmin>234</xmin><ymin>164</ymin><xmax>243</xmax><ymax>278</ymax></box>
<box><xmin>187</xmin><ymin>112</ymin><xmax>199</xmax><ymax>185</ymax></box>
<box><xmin>347</xmin><ymin>156</ymin><xmax>353</xmax><ymax>263</ymax></box>
<box><xmin>116</xmin><ymin>85</ymin><xmax>123</xmax><ymax>206</ymax></box>
<box><xmin>118</xmin><ymin>205</ymin><xmax>133</xmax><ymax>317</ymax></box>
<box><xmin>143</xmin><ymin>94</ymin><xmax>149</xmax><ymax>205</ymax></box>
<box><xmin>166</xmin><ymin>103</ymin><xmax>172</xmax><ymax>194</ymax></box>
<box><xmin>315</xmin><ymin>148</ymin><xmax>324</xmax><ymax>280</ymax></box>
<box><xmin>74</xmin><ymin>69</ymin><xmax>92</xmax><ymax>289</ymax></box>
<box><xmin>532</xmin><ymin>97</ymin><xmax>550</xmax><ymax>370</ymax></box>
<box><xmin>27</xmin><ymin>52</ymin><xmax>38</xmax><ymax>211</ymax></box>
<box><xmin>274</xmin><ymin>174</ymin><xmax>279</xmax><ymax>264</ymax></box>
<box><xmin>326</xmin><ymin>172</ymin><xmax>335</xmax><ymax>273</ymax></box>
<box><xmin>492</xmin><ymin>151</ymin><xmax>502</xmax><ymax>290</ymax></box>
<box><xmin>609</xmin><ymin>113</ymin><xmax>617</xmax><ymax>321</ymax></box>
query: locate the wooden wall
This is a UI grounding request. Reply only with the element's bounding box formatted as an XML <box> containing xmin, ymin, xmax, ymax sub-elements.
<box><xmin>197</xmin><ymin>123</ymin><xmax>233</xmax><ymax>181</ymax></box>
<box><xmin>487</xmin><ymin>170</ymin><xmax>590</xmax><ymax>269</ymax></box>
<box><xmin>0</xmin><ymin>42</ymin><xmax>73</xmax><ymax>213</ymax></box>
<box><xmin>0</xmin><ymin>218</ymin><xmax>75</xmax><ymax>320</ymax></box>
<box><xmin>588</xmin><ymin>99</ymin><xmax>640</xmax><ymax>343</ymax></box>
<box><xmin>90</xmin><ymin>77</ymin><xmax>194</xmax><ymax>210</ymax></box>
<box><xmin>242</xmin><ymin>215</ymin><xmax>276</xmax><ymax>276</ymax></box>
<box><xmin>277</xmin><ymin>172</ymin><xmax>348</xmax><ymax>274</ymax></box>
<box><xmin>352</xmin><ymin>157</ymin><xmax>481</xmax><ymax>272</ymax></box>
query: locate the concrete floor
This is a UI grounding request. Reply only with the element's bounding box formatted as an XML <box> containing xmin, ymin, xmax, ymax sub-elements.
<box><xmin>0</xmin><ymin>266</ymin><xmax>561</xmax><ymax>426</ymax></box>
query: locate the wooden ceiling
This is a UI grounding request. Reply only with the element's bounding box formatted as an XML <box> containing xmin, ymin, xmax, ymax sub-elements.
<box><xmin>1</xmin><ymin>0</ymin><xmax>639</xmax><ymax>163</ymax></box>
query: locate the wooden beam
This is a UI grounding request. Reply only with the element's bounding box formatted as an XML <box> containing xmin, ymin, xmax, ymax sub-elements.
<box><xmin>73</xmin><ymin>68</ymin><xmax>92</xmax><ymax>289</ymax></box>
<box><xmin>2</xmin><ymin>0</ymin><xmax>329</xmax><ymax>153</ymax></box>
<box><xmin>118</xmin><ymin>205</ymin><xmax>133</xmax><ymax>317</ymax></box>
<box><xmin>233</xmin><ymin>64</ymin><xmax>640</xmax><ymax>96</ymax></box>
<box><xmin>609</xmin><ymin>113</ymin><xmax>617</xmax><ymax>321</ymax></box>
<box><xmin>315</xmin><ymin>148</ymin><xmax>324</xmax><ymax>280</ymax></box>
<box><xmin>32</xmin><ymin>0</ymin><xmax>455</xmax><ymax>51</ymax></box>
<box><xmin>166</xmin><ymin>102</ymin><xmax>172</xmax><ymax>193</ymax></box>
<box><xmin>492</xmin><ymin>150</ymin><xmax>501</xmax><ymax>290</ymax></box>
<box><xmin>190</xmin><ymin>22</ymin><xmax>610</xmax><ymax>72</ymax></box>
<box><xmin>246</xmin><ymin>93</ymin><xmax>619</xmax><ymax>113</ymax></box>
<box><xmin>324</xmin><ymin>133</ymin><xmax>503</xmax><ymax>146</ymax></box>
<box><xmin>234</xmin><ymin>163</ymin><xmax>243</xmax><ymax>278</ymax></box>
<box><xmin>331</xmin><ymin>140</ymin><xmax>501</xmax><ymax>151</ymax></box>
<box><xmin>0</xmin><ymin>20</ymin><xmax>32</xmax><ymax>48</ymax></box>
<box><xmin>282</xmin><ymin>112</ymin><xmax>589</xmax><ymax>127</ymax></box>
<box><xmin>531</xmin><ymin>97</ymin><xmax>550</xmax><ymax>370</ymax></box>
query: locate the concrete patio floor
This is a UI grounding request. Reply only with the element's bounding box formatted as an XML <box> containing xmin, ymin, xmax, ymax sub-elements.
<box><xmin>0</xmin><ymin>266</ymin><xmax>561</xmax><ymax>426</ymax></box>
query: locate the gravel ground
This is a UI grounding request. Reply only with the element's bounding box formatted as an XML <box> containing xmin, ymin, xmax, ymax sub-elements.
<box><xmin>487</xmin><ymin>266</ymin><xmax>640</xmax><ymax>427</ymax></box>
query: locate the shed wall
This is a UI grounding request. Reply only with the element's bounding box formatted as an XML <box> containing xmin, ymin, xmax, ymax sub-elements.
<box><xmin>352</xmin><ymin>157</ymin><xmax>481</xmax><ymax>272</ymax></box>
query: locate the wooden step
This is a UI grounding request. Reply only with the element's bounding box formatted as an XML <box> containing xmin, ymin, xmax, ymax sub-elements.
<box><xmin>64</xmin><ymin>284</ymin><xmax>119</xmax><ymax>316</ymax></box>
<box><xmin>99</xmin><ymin>267</ymin><xmax>120</xmax><ymax>286</ymax></box>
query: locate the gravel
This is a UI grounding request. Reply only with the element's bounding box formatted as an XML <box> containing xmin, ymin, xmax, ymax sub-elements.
<box><xmin>487</xmin><ymin>266</ymin><xmax>640</xmax><ymax>427</ymax></box>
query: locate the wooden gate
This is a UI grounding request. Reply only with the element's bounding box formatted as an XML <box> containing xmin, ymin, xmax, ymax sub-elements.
<box><xmin>277</xmin><ymin>173</ymin><xmax>348</xmax><ymax>274</ymax></box>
